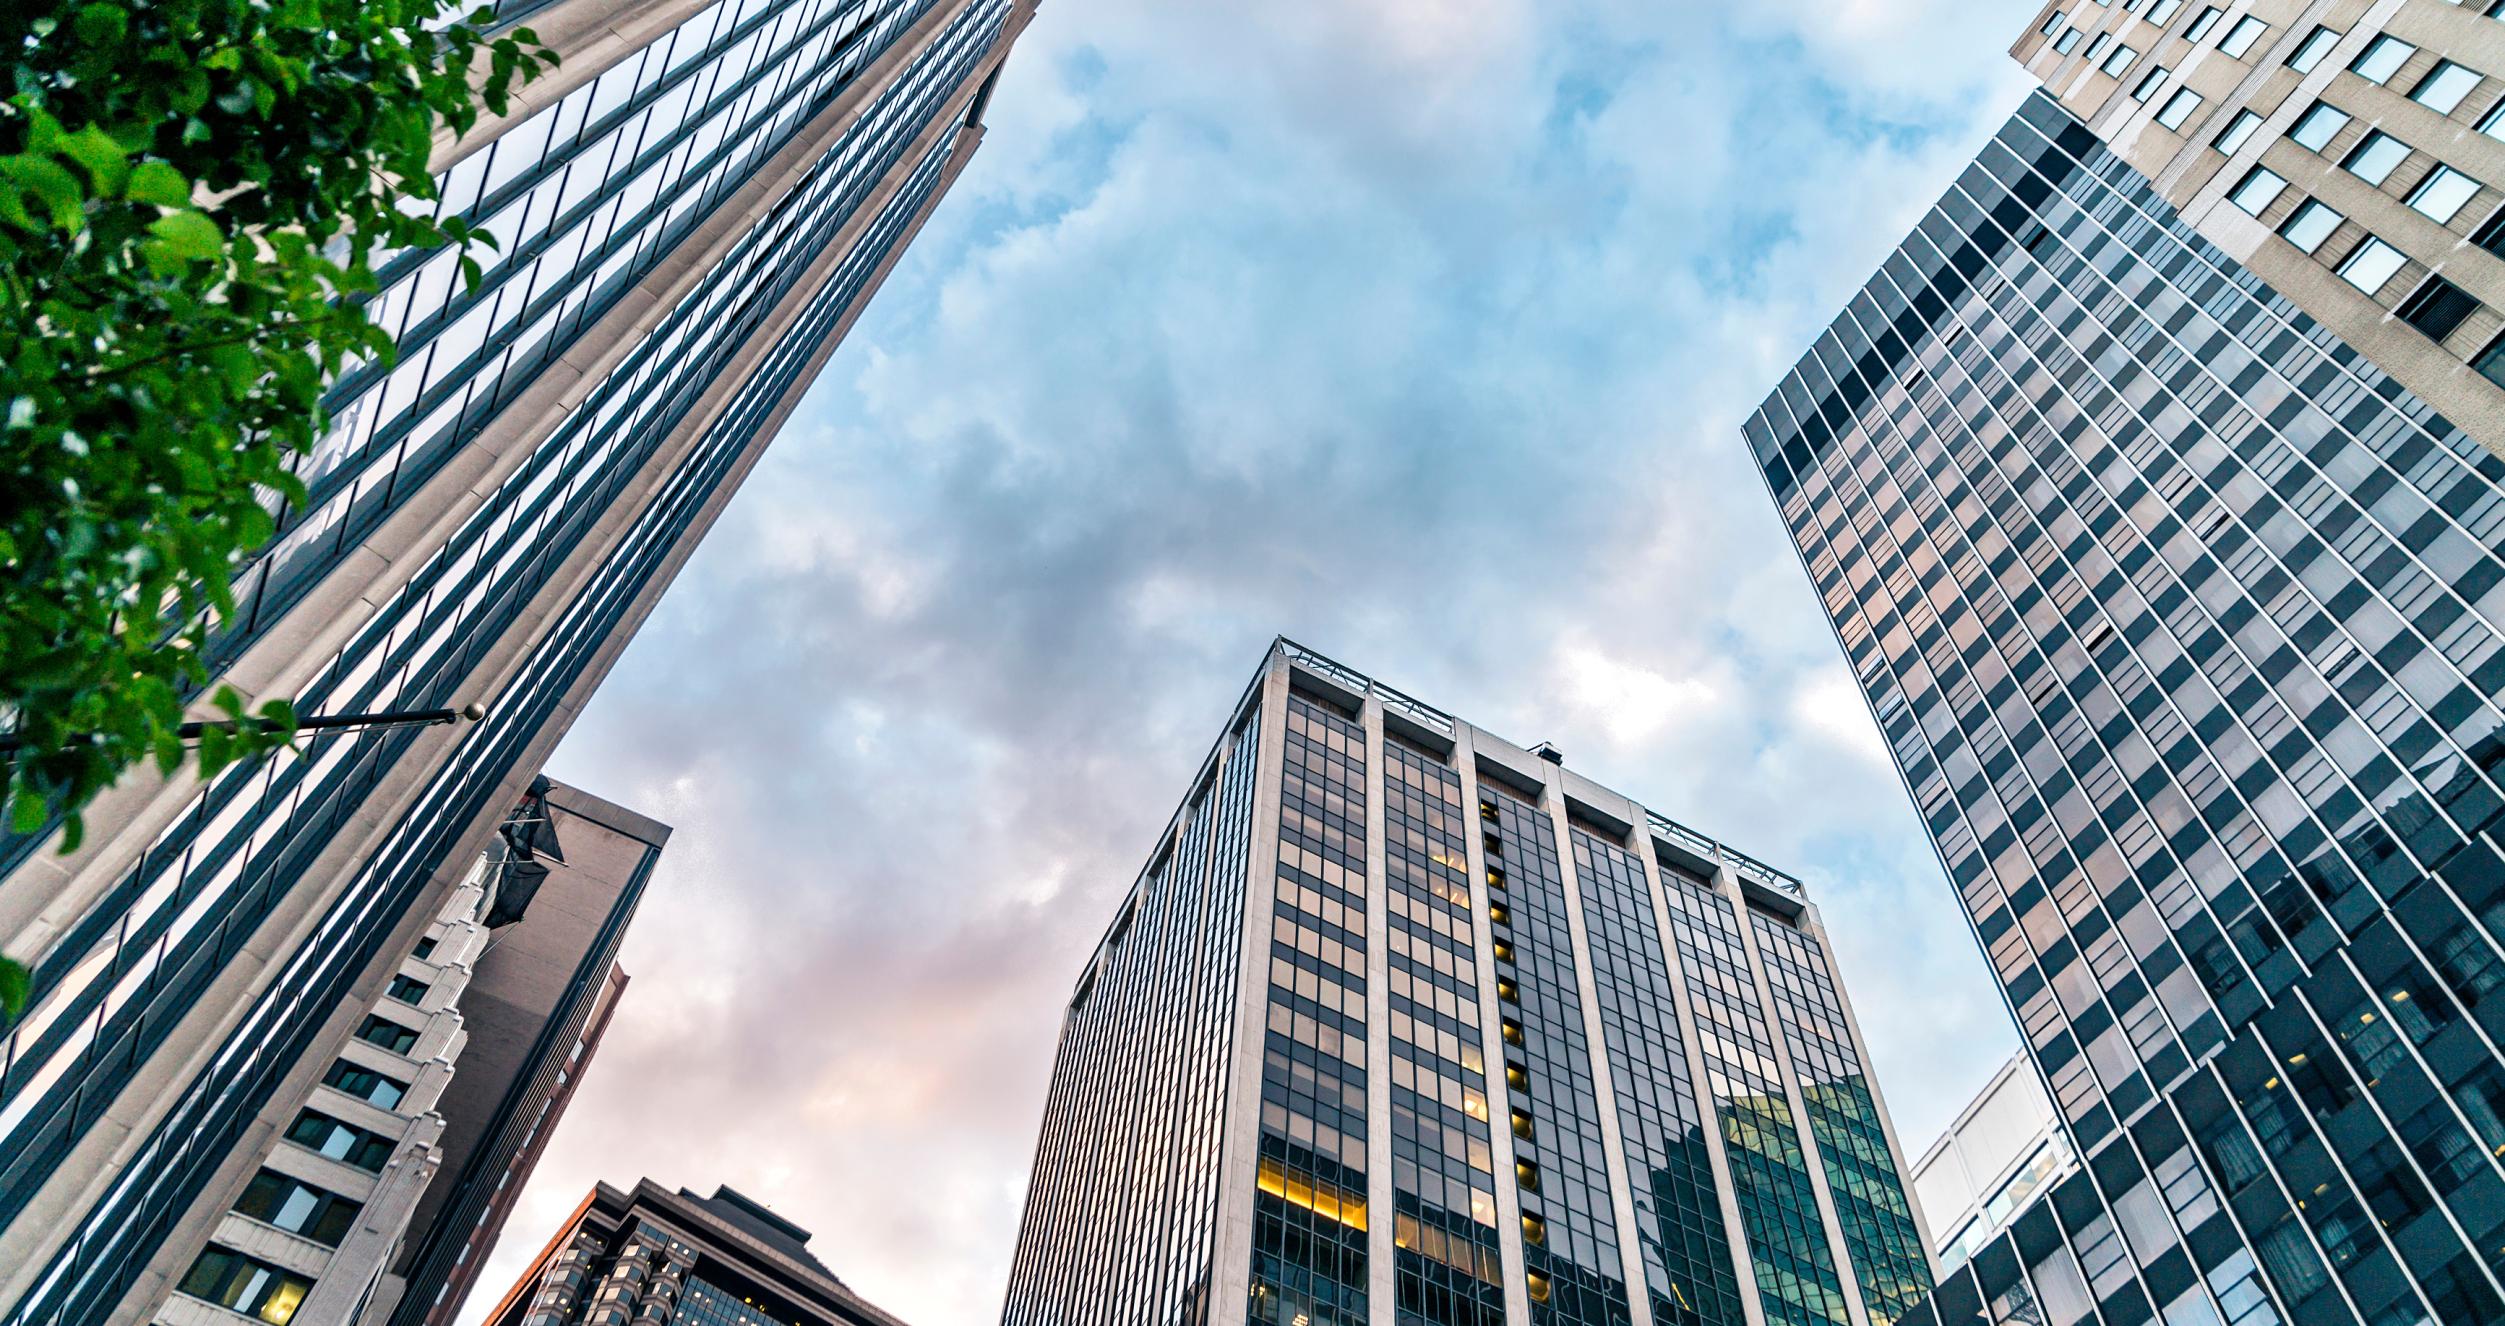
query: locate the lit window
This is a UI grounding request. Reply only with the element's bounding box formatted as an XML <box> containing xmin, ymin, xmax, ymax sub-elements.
<box><xmin>2350</xmin><ymin>35</ymin><xmax>2417</xmax><ymax>85</ymax></box>
<box><xmin>2229</xmin><ymin>166</ymin><xmax>2288</xmax><ymax>215</ymax></box>
<box><xmin>2412</xmin><ymin>61</ymin><xmax>2482</xmax><ymax>115</ymax></box>
<box><xmin>179</xmin><ymin>1247</ymin><xmax>312</xmax><ymax>1325</ymax></box>
<box><xmin>2102</xmin><ymin>43</ymin><xmax>2139</xmax><ymax>77</ymax></box>
<box><xmin>2344</xmin><ymin>131</ymin><xmax>2410</xmax><ymax>186</ymax></box>
<box><xmin>2148</xmin><ymin>0</ymin><xmax>2184</xmax><ymax>21</ymax></box>
<box><xmin>2410</xmin><ymin>166</ymin><xmax>2482</xmax><ymax>224</ymax></box>
<box><xmin>2338</xmin><ymin>236</ymin><xmax>2407</xmax><ymax>293</ymax></box>
<box><xmin>2183</xmin><ymin>7</ymin><xmax>2221</xmax><ymax>42</ymax></box>
<box><xmin>2216</xmin><ymin>109</ymin><xmax>2264</xmax><ymax>154</ymax></box>
<box><xmin>2397</xmin><ymin>277</ymin><xmax>2480</xmax><ymax>340</ymax></box>
<box><xmin>2132</xmin><ymin>67</ymin><xmax>2170</xmax><ymax>101</ymax></box>
<box><xmin>2158</xmin><ymin>88</ymin><xmax>2203</xmax><ymax>130</ymax></box>
<box><xmin>2219</xmin><ymin>16</ymin><xmax>2268</xmax><ymax>58</ymax></box>
<box><xmin>2279</xmin><ymin>200</ymin><xmax>2343</xmax><ymax>252</ymax></box>
<box><xmin>2287</xmin><ymin>26</ymin><xmax>2340</xmax><ymax>73</ymax></box>
<box><xmin>2290</xmin><ymin>101</ymin><xmax>2350</xmax><ymax>151</ymax></box>
<box><xmin>2057</xmin><ymin>27</ymin><xmax>2085</xmax><ymax>54</ymax></box>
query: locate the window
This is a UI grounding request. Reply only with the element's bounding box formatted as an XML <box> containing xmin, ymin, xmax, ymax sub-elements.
<box><xmin>2397</xmin><ymin>276</ymin><xmax>2480</xmax><ymax>339</ymax></box>
<box><xmin>2043</xmin><ymin>10</ymin><xmax>2068</xmax><ymax>37</ymax></box>
<box><xmin>2280</xmin><ymin>200</ymin><xmax>2344</xmax><ymax>252</ymax></box>
<box><xmin>2410</xmin><ymin>166</ymin><xmax>2482</xmax><ymax>224</ymax></box>
<box><xmin>2344</xmin><ymin>131</ymin><xmax>2410</xmax><ymax>185</ymax></box>
<box><xmin>2103</xmin><ymin>43</ymin><xmax>2139</xmax><ymax>77</ymax></box>
<box><xmin>236</xmin><ymin>1168</ymin><xmax>363</xmax><ymax>1246</ymax></box>
<box><xmin>2339</xmin><ymin>236</ymin><xmax>2408</xmax><ymax>293</ymax></box>
<box><xmin>356</xmin><ymin>1013</ymin><xmax>420</xmax><ymax>1054</ymax></box>
<box><xmin>411</xmin><ymin>937</ymin><xmax>436</xmax><ymax>961</ymax></box>
<box><xmin>2058</xmin><ymin>27</ymin><xmax>2085</xmax><ymax>54</ymax></box>
<box><xmin>2184</xmin><ymin>6</ymin><xmax>2221</xmax><ymax>42</ymax></box>
<box><xmin>2474</xmin><ymin>330</ymin><xmax>2505</xmax><ymax>387</ymax></box>
<box><xmin>2133</xmin><ymin>67</ymin><xmax>2170</xmax><ymax>101</ymax></box>
<box><xmin>2148</xmin><ymin>0</ymin><xmax>2183</xmax><ymax>21</ymax></box>
<box><xmin>2413</xmin><ymin>61</ymin><xmax>2483</xmax><ymax>115</ymax></box>
<box><xmin>386</xmin><ymin>974</ymin><xmax>430</xmax><ymax>1005</ymax></box>
<box><xmin>324</xmin><ymin>1059</ymin><xmax>409</xmax><ymax>1108</ymax></box>
<box><xmin>2451</xmin><ymin>0</ymin><xmax>2505</xmax><ymax>17</ymax></box>
<box><xmin>178</xmin><ymin>1247</ymin><xmax>312</xmax><ymax>1325</ymax></box>
<box><xmin>2474</xmin><ymin>206</ymin><xmax>2505</xmax><ymax>258</ymax></box>
<box><xmin>2158</xmin><ymin>87</ymin><xmax>2203</xmax><ymax>130</ymax></box>
<box><xmin>2229</xmin><ymin>166</ymin><xmax>2288</xmax><ymax>214</ymax></box>
<box><xmin>2351</xmin><ymin>35</ymin><xmax>2417</xmax><ymax>85</ymax></box>
<box><xmin>2290</xmin><ymin>101</ymin><xmax>2351</xmax><ymax>151</ymax></box>
<box><xmin>286</xmin><ymin>1109</ymin><xmax>395</xmax><ymax>1172</ymax></box>
<box><xmin>2219</xmin><ymin>16</ymin><xmax>2267</xmax><ymax>57</ymax></box>
<box><xmin>2217</xmin><ymin>109</ymin><xmax>2263</xmax><ymax>153</ymax></box>
<box><xmin>2088</xmin><ymin>33</ymin><xmax>2115</xmax><ymax>62</ymax></box>
<box><xmin>2288</xmin><ymin>26</ymin><xmax>2340</xmax><ymax>73</ymax></box>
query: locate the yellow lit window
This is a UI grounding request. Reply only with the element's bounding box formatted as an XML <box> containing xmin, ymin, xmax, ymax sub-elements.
<box><xmin>1512</xmin><ymin>1109</ymin><xmax>1536</xmax><ymax>1140</ymax></box>
<box><xmin>1528</xmin><ymin>1271</ymin><xmax>1553</xmax><ymax>1302</ymax></box>
<box><xmin>1522</xmin><ymin>1214</ymin><xmax>1547</xmax><ymax>1245</ymax></box>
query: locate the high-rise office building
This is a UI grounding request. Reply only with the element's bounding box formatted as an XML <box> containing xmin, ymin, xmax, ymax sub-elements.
<box><xmin>999</xmin><ymin>639</ymin><xmax>1936</xmax><ymax>1326</ymax></box>
<box><xmin>477</xmin><ymin>1180</ymin><xmax>912</xmax><ymax>1326</ymax></box>
<box><xmin>2012</xmin><ymin>1</ymin><xmax>2505</xmax><ymax>454</ymax></box>
<box><xmin>0</xmin><ymin>3</ymin><xmax>1030</xmax><ymax>1323</ymax></box>
<box><xmin>1750</xmin><ymin>90</ymin><xmax>2505</xmax><ymax>1326</ymax></box>
<box><xmin>1905</xmin><ymin>1056</ymin><xmax>2075</xmax><ymax>1273</ymax></box>
<box><xmin>151</xmin><ymin>776</ymin><xmax>667</xmax><ymax>1326</ymax></box>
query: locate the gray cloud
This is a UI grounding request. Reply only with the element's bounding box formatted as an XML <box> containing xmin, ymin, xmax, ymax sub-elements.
<box><xmin>465</xmin><ymin>3</ymin><xmax>2037</xmax><ymax>1323</ymax></box>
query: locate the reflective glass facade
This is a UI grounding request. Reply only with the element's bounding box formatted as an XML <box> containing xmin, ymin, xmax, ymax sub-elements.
<box><xmin>0</xmin><ymin>2</ymin><xmax>1027</xmax><ymax>1321</ymax></box>
<box><xmin>1000</xmin><ymin>641</ymin><xmax>1933</xmax><ymax>1326</ymax></box>
<box><xmin>1750</xmin><ymin>91</ymin><xmax>2505</xmax><ymax>1326</ymax></box>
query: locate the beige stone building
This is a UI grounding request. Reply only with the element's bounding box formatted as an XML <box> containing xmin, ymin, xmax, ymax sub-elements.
<box><xmin>2015</xmin><ymin>0</ymin><xmax>2505</xmax><ymax>454</ymax></box>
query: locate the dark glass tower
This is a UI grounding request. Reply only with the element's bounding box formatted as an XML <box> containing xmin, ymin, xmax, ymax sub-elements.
<box><xmin>999</xmin><ymin>640</ymin><xmax>1934</xmax><ymax>1326</ymax></box>
<box><xmin>0</xmin><ymin>2</ymin><xmax>1031</xmax><ymax>1322</ymax></box>
<box><xmin>1751</xmin><ymin>92</ymin><xmax>2505</xmax><ymax>1326</ymax></box>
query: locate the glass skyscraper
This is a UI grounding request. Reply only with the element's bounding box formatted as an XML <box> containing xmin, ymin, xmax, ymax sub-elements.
<box><xmin>1751</xmin><ymin>92</ymin><xmax>2505</xmax><ymax>1326</ymax></box>
<box><xmin>0</xmin><ymin>2</ymin><xmax>1030</xmax><ymax>1322</ymax></box>
<box><xmin>999</xmin><ymin>640</ymin><xmax>1934</xmax><ymax>1326</ymax></box>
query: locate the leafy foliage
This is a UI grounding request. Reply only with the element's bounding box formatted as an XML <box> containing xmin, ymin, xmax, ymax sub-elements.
<box><xmin>1</xmin><ymin>1</ymin><xmax>554</xmax><ymax>850</ymax></box>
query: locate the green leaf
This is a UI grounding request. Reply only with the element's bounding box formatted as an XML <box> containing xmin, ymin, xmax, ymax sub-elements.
<box><xmin>0</xmin><ymin>155</ymin><xmax>87</xmax><ymax>231</ymax></box>
<box><xmin>145</xmin><ymin>210</ymin><xmax>225</xmax><ymax>261</ymax></box>
<box><xmin>70</xmin><ymin>3</ymin><xmax>129</xmax><ymax>46</ymax></box>
<box><xmin>0</xmin><ymin>956</ymin><xmax>30</xmax><ymax>1026</ymax></box>
<box><xmin>125</xmin><ymin>161</ymin><xmax>192</xmax><ymax>208</ymax></box>
<box><xmin>58</xmin><ymin>126</ymin><xmax>131</xmax><ymax>195</ymax></box>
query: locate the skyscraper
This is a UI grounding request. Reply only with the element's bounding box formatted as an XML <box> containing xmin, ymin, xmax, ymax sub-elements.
<box><xmin>477</xmin><ymin>1180</ymin><xmax>912</xmax><ymax>1326</ymax></box>
<box><xmin>153</xmin><ymin>776</ymin><xmax>667</xmax><ymax>1326</ymax></box>
<box><xmin>1750</xmin><ymin>90</ymin><xmax>2505</xmax><ymax>1326</ymax></box>
<box><xmin>0</xmin><ymin>2</ymin><xmax>1031</xmax><ymax>1322</ymax></box>
<box><xmin>1904</xmin><ymin>1055</ymin><xmax>2073</xmax><ymax>1273</ymax></box>
<box><xmin>999</xmin><ymin>639</ymin><xmax>1935</xmax><ymax>1326</ymax></box>
<box><xmin>2012</xmin><ymin>1</ymin><xmax>2505</xmax><ymax>454</ymax></box>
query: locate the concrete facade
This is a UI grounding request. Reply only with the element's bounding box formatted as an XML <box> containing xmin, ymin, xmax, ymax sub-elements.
<box><xmin>1902</xmin><ymin>1056</ymin><xmax>2075</xmax><ymax>1273</ymax></box>
<box><xmin>2013</xmin><ymin>0</ymin><xmax>2505</xmax><ymax>456</ymax></box>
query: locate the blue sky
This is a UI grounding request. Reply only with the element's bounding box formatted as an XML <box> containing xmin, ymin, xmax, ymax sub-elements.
<box><xmin>471</xmin><ymin>2</ymin><xmax>2040</xmax><ymax>1322</ymax></box>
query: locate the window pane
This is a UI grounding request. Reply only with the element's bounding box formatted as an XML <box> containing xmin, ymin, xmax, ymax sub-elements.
<box><xmin>2229</xmin><ymin>167</ymin><xmax>2288</xmax><ymax>214</ymax></box>
<box><xmin>2280</xmin><ymin>201</ymin><xmax>2343</xmax><ymax>252</ymax></box>
<box><xmin>2133</xmin><ymin>67</ymin><xmax>2170</xmax><ymax>101</ymax></box>
<box><xmin>2148</xmin><ymin>0</ymin><xmax>2183</xmax><ymax>22</ymax></box>
<box><xmin>2410</xmin><ymin>166</ymin><xmax>2481</xmax><ymax>224</ymax></box>
<box><xmin>2339</xmin><ymin>237</ymin><xmax>2407</xmax><ymax>293</ymax></box>
<box><xmin>2220</xmin><ymin>16</ymin><xmax>2268</xmax><ymax>57</ymax></box>
<box><xmin>2158</xmin><ymin>88</ymin><xmax>2203</xmax><ymax>130</ymax></box>
<box><xmin>2351</xmin><ymin>35</ymin><xmax>2417</xmax><ymax>84</ymax></box>
<box><xmin>2287</xmin><ymin>26</ymin><xmax>2338</xmax><ymax>73</ymax></box>
<box><xmin>2290</xmin><ymin>102</ymin><xmax>2349</xmax><ymax>152</ymax></box>
<box><xmin>2103</xmin><ymin>43</ymin><xmax>2139</xmax><ymax>76</ymax></box>
<box><xmin>2184</xmin><ymin>7</ymin><xmax>2221</xmax><ymax>43</ymax></box>
<box><xmin>2344</xmin><ymin>132</ymin><xmax>2409</xmax><ymax>186</ymax></box>
<box><xmin>2413</xmin><ymin>61</ymin><xmax>2482</xmax><ymax>115</ymax></box>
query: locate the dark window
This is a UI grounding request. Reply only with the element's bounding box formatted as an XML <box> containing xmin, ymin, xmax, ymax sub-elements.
<box><xmin>2473</xmin><ymin>332</ymin><xmax>2505</xmax><ymax>390</ymax></box>
<box><xmin>385</xmin><ymin>975</ymin><xmax>430</xmax><ymax>1005</ymax></box>
<box><xmin>322</xmin><ymin>1059</ymin><xmax>408</xmax><ymax>1109</ymax></box>
<box><xmin>2396</xmin><ymin>277</ymin><xmax>2480</xmax><ymax>341</ymax></box>
<box><xmin>235</xmin><ymin>1168</ymin><xmax>362</xmax><ymax>1246</ymax></box>
<box><xmin>355</xmin><ymin>1014</ymin><xmax>419</xmax><ymax>1055</ymax></box>
<box><xmin>285</xmin><ymin>1109</ymin><xmax>394</xmax><ymax>1172</ymax></box>
<box><xmin>411</xmin><ymin>937</ymin><xmax>437</xmax><ymax>961</ymax></box>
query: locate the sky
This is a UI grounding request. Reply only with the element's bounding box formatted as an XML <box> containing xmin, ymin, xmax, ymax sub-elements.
<box><xmin>468</xmin><ymin>2</ymin><xmax>2041</xmax><ymax>1322</ymax></box>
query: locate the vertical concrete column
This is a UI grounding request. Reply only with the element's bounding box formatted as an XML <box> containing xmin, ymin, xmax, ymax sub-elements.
<box><xmin>1629</xmin><ymin>828</ymin><xmax>1769</xmax><ymax>1326</ymax></box>
<box><xmin>1536</xmin><ymin>774</ymin><xmax>1655</xmax><ymax>1326</ymax></box>
<box><xmin>1723</xmin><ymin>877</ymin><xmax>1873</xmax><ymax>1326</ymax></box>
<box><xmin>1449</xmin><ymin>733</ymin><xmax>1533</xmax><ymax>1326</ymax></box>
<box><xmin>1360</xmin><ymin>696</ymin><xmax>1397</xmax><ymax>1322</ymax></box>
<box><xmin>1210</xmin><ymin>655</ymin><xmax>1294</xmax><ymax>1318</ymax></box>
